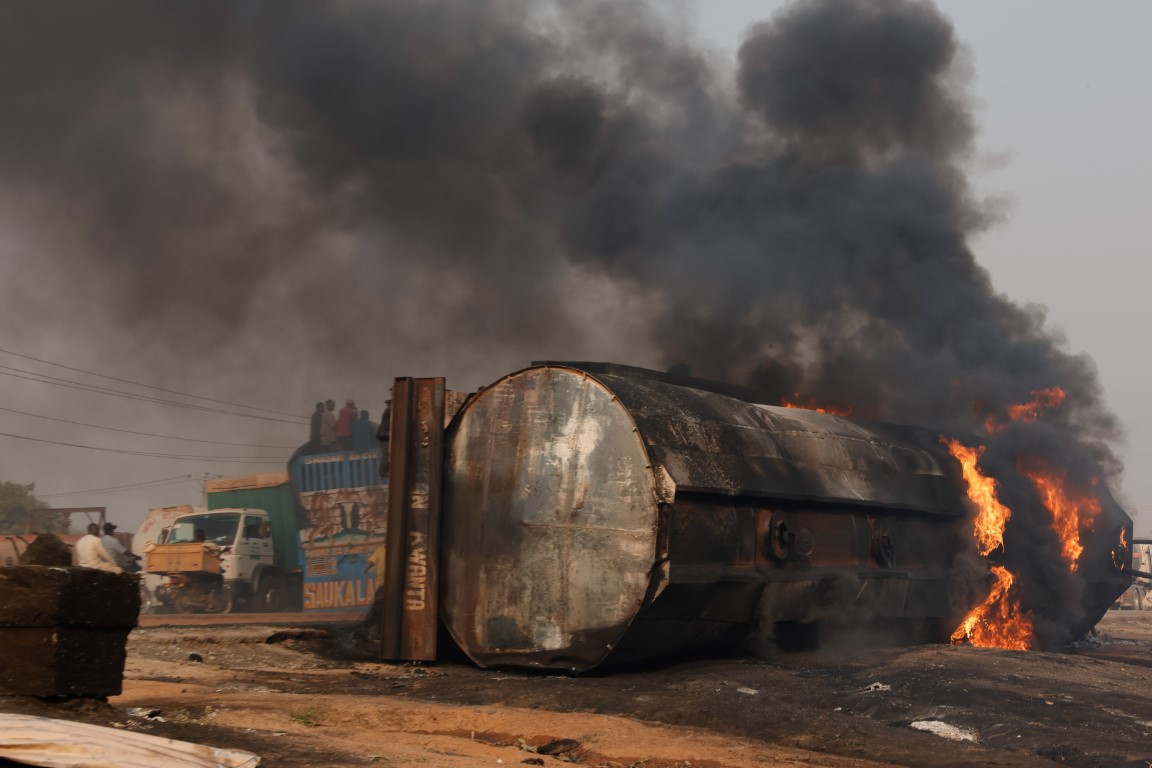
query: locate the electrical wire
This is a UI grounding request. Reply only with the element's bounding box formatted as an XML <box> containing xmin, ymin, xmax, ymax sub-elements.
<box><xmin>0</xmin><ymin>405</ymin><xmax>301</xmax><ymax>448</ymax></box>
<box><xmin>0</xmin><ymin>345</ymin><xmax>304</xmax><ymax>419</ymax></box>
<box><xmin>0</xmin><ymin>366</ymin><xmax>307</xmax><ymax>425</ymax></box>
<box><xmin>0</xmin><ymin>430</ymin><xmax>290</xmax><ymax>463</ymax></box>
<box><xmin>38</xmin><ymin>474</ymin><xmax>208</xmax><ymax>499</ymax></box>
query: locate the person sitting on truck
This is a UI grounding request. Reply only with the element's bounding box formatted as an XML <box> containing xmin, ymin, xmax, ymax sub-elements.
<box><xmin>76</xmin><ymin>523</ymin><xmax>122</xmax><ymax>573</ymax></box>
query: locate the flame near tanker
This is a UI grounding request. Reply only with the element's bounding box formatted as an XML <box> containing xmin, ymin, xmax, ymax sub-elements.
<box><xmin>944</xmin><ymin>388</ymin><xmax>1117</xmax><ymax>650</ymax></box>
<box><xmin>0</xmin><ymin>0</ymin><xmax>1127</xmax><ymax>646</ymax></box>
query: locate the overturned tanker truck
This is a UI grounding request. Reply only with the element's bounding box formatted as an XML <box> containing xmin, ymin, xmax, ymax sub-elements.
<box><xmin>377</xmin><ymin>362</ymin><xmax>1132</xmax><ymax>673</ymax></box>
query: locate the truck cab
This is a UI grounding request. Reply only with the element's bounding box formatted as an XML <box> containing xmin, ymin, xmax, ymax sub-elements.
<box><xmin>148</xmin><ymin>507</ymin><xmax>286</xmax><ymax>612</ymax></box>
<box><xmin>1116</xmin><ymin>538</ymin><xmax>1152</xmax><ymax>610</ymax></box>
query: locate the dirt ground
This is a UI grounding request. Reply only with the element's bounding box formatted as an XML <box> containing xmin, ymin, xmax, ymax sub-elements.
<box><xmin>5</xmin><ymin>611</ymin><xmax>1152</xmax><ymax>768</ymax></box>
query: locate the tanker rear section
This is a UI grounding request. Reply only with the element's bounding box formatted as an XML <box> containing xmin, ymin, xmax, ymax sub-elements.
<box><xmin>375</xmin><ymin>362</ymin><xmax>1131</xmax><ymax>673</ymax></box>
<box><xmin>439</xmin><ymin>365</ymin><xmax>970</xmax><ymax>672</ymax></box>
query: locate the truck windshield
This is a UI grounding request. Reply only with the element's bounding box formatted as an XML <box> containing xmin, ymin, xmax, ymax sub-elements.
<box><xmin>169</xmin><ymin>514</ymin><xmax>241</xmax><ymax>545</ymax></box>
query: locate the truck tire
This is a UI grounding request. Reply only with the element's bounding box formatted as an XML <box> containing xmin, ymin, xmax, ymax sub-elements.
<box><xmin>255</xmin><ymin>573</ymin><xmax>285</xmax><ymax>613</ymax></box>
<box><xmin>138</xmin><ymin>582</ymin><xmax>156</xmax><ymax>614</ymax></box>
<box><xmin>173</xmin><ymin>589</ymin><xmax>199</xmax><ymax>614</ymax></box>
<box><xmin>212</xmin><ymin>584</ymin><xmax>235</xmax><ymax>614</ymax></box>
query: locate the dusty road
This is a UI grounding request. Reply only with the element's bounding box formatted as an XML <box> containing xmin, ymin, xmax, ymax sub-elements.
<box><xmin>5</xmin><ymin>611</ymin><xmax>1152</xmax><ymax>768</ymax></box>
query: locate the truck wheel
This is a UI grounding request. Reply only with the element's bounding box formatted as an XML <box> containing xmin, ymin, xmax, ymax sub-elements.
<box><xmin>138</xmin><ymin>582</ymin><xmax>155</xmax><ymax>615</ymax></box>
<box><xmin>212</xmin><ymin>584</ymin><xmax>235</xmax><ymax>614</ymax></box>
<box><xmin>173</xmin><ymin>589</ymin><xmax>199</xmax><ymax>614</ymax></box>
<box><xmin>255</xmin><ymin>573</ymin><xmax>285</xmax><ymax>613</ymax></box>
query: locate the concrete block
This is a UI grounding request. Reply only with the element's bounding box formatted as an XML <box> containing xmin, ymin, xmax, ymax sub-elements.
<box><xmin>0</xmin><ymin>566</ymin><xmax>140</xmax><ymax>628</ymax></box>
<box><xmin>0</xmin><ymin>566</ymin><xmax>139</xmax><ymax>698</ymax></box>
<box><xmin>0</xmin><ymin>626</ymin><xmax>132</xmax><ymax>697</ymax></box>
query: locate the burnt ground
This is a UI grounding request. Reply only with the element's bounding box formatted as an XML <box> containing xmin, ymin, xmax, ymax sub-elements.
<box><xmin>4</xmin><ymin>612</ymin><xmax>1152</xmax><ymax>768</ymax></box>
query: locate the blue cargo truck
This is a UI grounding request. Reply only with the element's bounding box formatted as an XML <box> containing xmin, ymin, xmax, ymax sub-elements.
<box><xmin>146</xmin><ymin>453</ymin><xmax>389</xmax><ymax>615</ymax></box>
<box><xmin>288</xmin><ymin>449</ymin><xmax>389</xmax><ymax>613</ymax></box>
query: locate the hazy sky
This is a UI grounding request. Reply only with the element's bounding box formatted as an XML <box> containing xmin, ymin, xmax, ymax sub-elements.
<box><xmin>1</xmin><ymin>1</ymin><xmax>1148</xmax><ymax>534</ymax></box>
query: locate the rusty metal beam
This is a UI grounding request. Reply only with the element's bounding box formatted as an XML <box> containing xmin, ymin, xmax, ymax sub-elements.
<box><xmin>381</xmin><ymin>377</ymin><xmax>446</xmax><ymax>662</ymax></box>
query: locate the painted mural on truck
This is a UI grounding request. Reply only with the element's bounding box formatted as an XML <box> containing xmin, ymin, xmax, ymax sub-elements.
<box><xmin>292</xmin><ymin>450</ymin><xmax>388</xmax><ymax>612</ymax></box>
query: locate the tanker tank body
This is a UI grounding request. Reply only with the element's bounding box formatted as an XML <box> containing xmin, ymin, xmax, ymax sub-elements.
<box><xmin>440</xmin><ymin>363</ymin><xmax>973</xmax><ymax>673</ymax></box>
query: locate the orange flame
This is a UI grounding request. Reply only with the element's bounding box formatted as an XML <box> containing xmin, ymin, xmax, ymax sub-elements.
<box><xmin>942</xmin><ymin>438</ymin><xmax>1011</xmax><ymax>556</ymax></box>
<box><xmin>1018</xmin><ymin>460</ymin><xmax>1102</xmax><ymax>571</ymax></box>
<box><xmin>780</xmin><ymin>396</ymin><xmax>853</xmax><ymax>417</ymax></box>
<box><xmin>1113</xmin><ymin>527</ymin><xmax>1130</xmax><ymax>570</ymax></box>
<box><xmin>950</xmin><ymin>565</ymin><xmax>1034</xmax><ymax>650</ymax></box>
<box><xmin>985</xmin><ymin>386</ymin><xmax>1066</xmax><ymax>433</ymax></box>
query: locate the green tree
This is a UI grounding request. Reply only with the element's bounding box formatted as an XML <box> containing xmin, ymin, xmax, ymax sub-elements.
<box><xmin>0</xmin><ymin>481</ymin><xmax>63</xmax><ymax>535</ymax></box>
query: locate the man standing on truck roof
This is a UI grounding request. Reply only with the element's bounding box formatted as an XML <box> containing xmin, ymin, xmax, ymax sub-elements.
<box><xmin>309</xmin><ymin>401</ymin><xmax>325</xmax><ymax>453</ymax></box>
<box><xmin>321</xmin><ymin>399</ymin><xmax>338</xmax><ymax>451</ymax></box>
<box><xmin>352</xmin><ymin>409</ymin><xmax>378</xmax><ymax>453</ymax></box>
<box><xmin>336</xmin><ymin>398</ymin><xmax>357</xmax><ymax>451</ymax></box>
<box><xmin>76</xmin><ymin>523</ymin><xmax>122</xmax><ymax>573</ymax></box>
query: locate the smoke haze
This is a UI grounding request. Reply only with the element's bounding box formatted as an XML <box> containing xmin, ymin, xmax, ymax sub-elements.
<box><xmin>0</xmin><ymin>0</ymin><xmax>1124</xmax><ymax>643</ymax></box>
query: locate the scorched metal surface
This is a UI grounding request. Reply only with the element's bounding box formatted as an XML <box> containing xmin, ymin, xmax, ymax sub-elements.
<box><xmin>440</xmin><ymin>365</ymin><xmax>969</xmax><ymax>672</ymax></box>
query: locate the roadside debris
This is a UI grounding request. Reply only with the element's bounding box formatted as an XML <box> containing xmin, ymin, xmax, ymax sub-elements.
<box><xmin>910</xmin><ymin>720</ymin><xmax>978</xmax><ymax>743</ymax></box>
<box><xmin>0</xmin><ymin>714</ymin><xmax>260</xmax><ymax>767</ymax></box>
<box><xmin>537</xmin><ymin>738</ymin><xmax>581</xmax><ymax>756</ymax></box>
<box><xmin>126</xmin><ymin>707</ymin><xmax>166</xmax><ymax>721</ymax></box>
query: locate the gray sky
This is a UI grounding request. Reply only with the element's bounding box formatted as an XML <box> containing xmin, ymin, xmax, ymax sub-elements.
<box><xmin>1</xmin><ymin>1</ymin><xmax>1149</xmax><ymax>534</ymax></box>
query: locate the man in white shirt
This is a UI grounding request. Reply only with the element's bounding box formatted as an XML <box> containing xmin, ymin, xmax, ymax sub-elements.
<box><xmin>75</xmin><ymin>523</ymin><xmax>122</xmax><ymax>573</ymax></box>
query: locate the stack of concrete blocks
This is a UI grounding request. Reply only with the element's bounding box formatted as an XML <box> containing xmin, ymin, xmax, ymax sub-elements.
<box><xmin>0</xmin><ymin>566</ymin><xmax>140</xmax><ymax>697</ymax></box>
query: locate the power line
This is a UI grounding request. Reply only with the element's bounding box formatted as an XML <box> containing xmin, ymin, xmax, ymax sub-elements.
<box><xmin>0</xmin><ymin>430</ymin><xmax>290</xmax><ymax>464</ymax></box>
<box><xmin>0</xmin><ymin>405</ymin><xmax>300</xmax><ymax>449</ymax></box>
<box><xmin>0</xmin><ymin>345</ymin><xmax>304</xmax><ymax>419</ymax></box>
<box><xmin>0</xmin><ymin>366</ymin><xmax>308</xmax><ymax>425</ymax></box>
<box><xmin>38</xmin><ymin>474</ymin><xmax>206</xmax><ymax>499</ymax></box>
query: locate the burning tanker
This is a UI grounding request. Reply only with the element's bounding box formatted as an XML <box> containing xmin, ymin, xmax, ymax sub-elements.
<box><xmin>432</xmin><ymin>362</ymin><xmax>1131</xmax><ymax>672</ymax></box>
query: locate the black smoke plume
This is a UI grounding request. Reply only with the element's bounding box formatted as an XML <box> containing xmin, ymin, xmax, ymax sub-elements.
<box><xmin>0</xmin><ymin>0</ymin><xmax>1124</xmax><ymax>645</ymax></box>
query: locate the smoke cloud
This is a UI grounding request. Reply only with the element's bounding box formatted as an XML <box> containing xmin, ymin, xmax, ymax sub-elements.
<box><xmin>0</xmin><ymin>0</ymin><xmax>1123</xmax><ymax>645</ymax></box>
